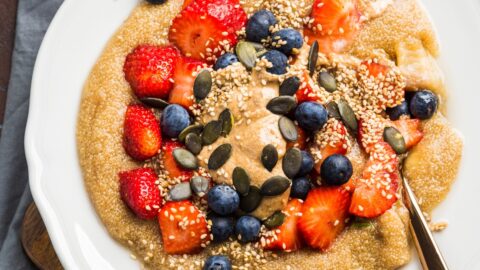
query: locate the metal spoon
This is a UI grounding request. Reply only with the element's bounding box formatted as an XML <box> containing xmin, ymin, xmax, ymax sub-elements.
<box><xmin>400</xmin><ymin>167</ymin><xmax>449</xmax><ymax>270</ymax></box>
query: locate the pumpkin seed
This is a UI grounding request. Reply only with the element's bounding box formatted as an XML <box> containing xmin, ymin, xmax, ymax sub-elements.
<box><xmin>219</xmin><ymin>108</ymin><xmax>234</xmax><ymax>137</ymax></box>
<box><xmin>307</xmin><ymin>41</ymin><xmax>319</xmax><ymax>76</ymax></box>
<box><xmin>208</xmin><ymin>143</ymin><xmax>233</xmax><ymax>170</ymax></box>
<box><xmin>263</xmin><ymin>211</ymin><xmax>286</xmax><ymax>229</ymax></box>
<box><xmin>139</xmin><ymin>97</ymin><xmax>170</xmax><ymax>109</ymax></box>
<box><xmin>383</xmin><ymin>127</ymin><xmax>407</xmax><ymax>154</ymax></box>
<box><xmin>266</xmin><ymin>96</ymin><xmax>297</xmax><ymax>115</ymax></box>
<box><xmin>261</xmin><ymin>144</ymin><xmax>278</xmax><ymax>172</ymax></box>
<box><xmin>260</xmin><ymin>176</ymin><xmax>291</xmax><ymax>196</ymax></box>
<box><xmin>236</xmin><ymin>41</ymin><xmax>258</xmax><ymax>70</ymax></box>
<box><xmin>202</xmin><ymin>120</ymin><xmax>222</xmax><ymax>145</ymax></box>
<box><xmin>190</xmin><ymin>176</ymin><xmax>210</xmax><ymax>196</ymax></box>
<box><xmin>318</xmin><ymin>71</ymin><xmax>337</xmax><ymax>93</ymax></box>
<box><xmin>240</xmin><ymin>186</ymin><xmax>262</xmax><ymax>213</ymax></box>
<box><xmin>337</xmin><ymin>99</ymin><xmax>358</xmax><ymax>132</ymax></box>
<box><xmin>282</xmin><ymin>147</ymin><xmax>302</xmax><ymax>178</ymax></box>
<box><xmin>185</xmin><ymin>133</ymin><xmax>203</xmax><ymax>155</ymax></box>
<box><xmin>173</xmin><ymin>148</ymin><xmax>199</xmax><ymax>170</ymax></box>
<box><xmin>326</xmin><ymin>101</ymin><xmax>341</xmax><ymax>120</ymax></box>
<box><xmin>279</xmin><ymin>76</ymin><xmax>301</xmax><ymax>96</ymax></box>
<box><xmin>178</xmin><ymin>124</ymin><xmax>204</xmax><ymax>142</ymax></box>
<box><xmin>169</xmin><ymin>182</ymin><xmax>192</xmax><ymax>201</ymax></box>
<box><xmin>233</xmin><ymin>167</ymin><xmax>251</xmax><ymax>196</ymax></box>
<box><xmin>278</xmin><ymin>116</ymin><xmax>298</xmax><ymax>142</ymax></box>
<box><xmin>249</xmin><ymin>42</ymin><xmax>265</xmax><ymax>52</ymax></box>
<box><xmin>193</xmin><ymin>70</ymin><xmax>212</xmax><ymax>100</ymax></box>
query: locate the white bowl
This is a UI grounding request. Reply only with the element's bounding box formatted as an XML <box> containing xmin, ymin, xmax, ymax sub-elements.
<box><xmin>25</xmin><ymin>0</ymin><xmax>480</xmax><ymax>269</ymax></box>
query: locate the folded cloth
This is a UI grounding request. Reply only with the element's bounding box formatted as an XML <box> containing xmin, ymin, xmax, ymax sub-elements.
<box><xmin>0</xmin><ymin>0</ymin><xmax>63</xmax><ymax>269</ymax></box>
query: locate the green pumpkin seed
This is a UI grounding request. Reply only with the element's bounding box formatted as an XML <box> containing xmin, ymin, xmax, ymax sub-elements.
<box><xmin>139</xmin><ymin>97</ymin><xmax>170</xmax><ymax>109</ymax></box>
<box><xmin>351</xmin><ymin>217</ymin><xmax>375</xmax><ymax>229</ymax></box>
<box><xmin>326</xmin><ymin>101</ymin><xmax>341</xmax><ymax>120</ymax></box>
<box><xmin>267</xmin><ymin>96</ymin><xmax>297</xmax><ymax>115</ymax></box>
<box><xmin>261</xmin><ymin>144</ymin><xmax>278</xmax><ymax>172</ymax></box>
<box><xmin>240</xmin><ymin>186</ymin><xmax>262</xmax><ymax>213</ymax></box>
<box><xmin>260</xmin><ymin>176</ymin><xmax>291</xmax><ymax>196</ymax></box>
<box><xmin>282</xmin><ymin>147</ymin><xmax>302</xmax><ymax>178</ymax></box>
<box><xmin>193</xmin><ymin>70</ymin><xmax>212</xmax><ymax>100</ymax></box>
<box><xmin>318</xmin><ymin>72</ymin><xmax>337</xmax><ymax>93</ymax></box>
<box><xmin>308</xmin><ymin>41</ymin><xmax>319</xmax><ymax>76</ymax></box>
<box><xmin>219</xmin><ymin>109</ymin><xmax>234</xmax><ymax>137</ymax></box>
<box><xmin>208</xmin><ymin>144</ymin><xmax>232</xmax><ymax>170</ymax></box>
<box><xmin>337</xmin><ymin>99</ymin><xmax>358</xmax><ymax>132</ymax></box>
<box><xmin>190</xmin><ymin>176</ymin><xmax>210</xmax><ymax>196</ymax></box>
<box><xmin>263</xmin><ymin>211</ymin><xmax>286</xmax><ymax>229</ymax></box>
<box><xmin>236</xmin><ymin>41</ymin><xmax>257</xmax><ymax>70</ymax></box>
<box><xmin>279</xmin><ymin>76</ymin><xmax>301</xmax><ymax>96</ymax></box>
<box><xmin>202</xmin><ymin>121</ymin><xmax>222</xmax><ymax>145</ymax></box>
<box><xmin>233</xmin><ymin>167</ymin><xmax>251</xmax><ymax>196</ymax></box>
<box><xmin>383</xmin><ymin>127</ymin><xmax>407</xmax><ymax>154</ymax></box>
<box><xmin>249</xmin><ymin>42</ymin><xmax>265</xmax><ymax>52</ymax></box>
<box><xmin>185</xmin><ymin>133</ymin><xmax>203</xmax><ymax>155</ymax></box>
<box><xmin>278</xmin><ymin>116</ymin><xmax>298</xmax><ymax>142</ymax></box>
<box><xmin>173</xmin><ymin>148</ymin><xmax>199</xmax><ymax>170</ymax></box>
<box><xmin>169</xmin><ymin>182</ymin><xmax>192</xmax><ymax>201</ymax></box>
<box><xmin>178</xmin><ymin>124</ymin><xmax>204</xmax><ymax>142</ymax></box>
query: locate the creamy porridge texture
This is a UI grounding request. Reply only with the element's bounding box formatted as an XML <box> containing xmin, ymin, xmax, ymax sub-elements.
<box><xmin>77</xmin><ymin>0</ymin><xmax>463</xmax><ymax>269</ymax></box>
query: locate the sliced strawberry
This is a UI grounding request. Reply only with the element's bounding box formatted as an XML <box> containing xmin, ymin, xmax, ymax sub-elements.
<box><xmin>264</xmin><ymin>199</ymin><xmax>303</xmax><ymax>252</ymax></box>
<box><xmin>182</xmin><ymin>0</ymin><xmax>194</xmax><ymax>9</ymax></box>
<box><xmin>297</xmin><ymin>187</ymin><xmax>351</xmax><ymax>251</ymax></box>
<box><xmin>286</xmin><ymin>124</ymin><xmax>308</xmax><ymax>150</ymax></box>
<box><xmin>390</xmin><ymin>119</ymin><xmax>424</xmax><ymax>149</ymax></box>
<box><xmin>357</xmin><ymin>115</ymin><xmax>386</xmax><ymax>154</ymax></box>
<box><xmin>123</xmin><ymin>45</ymin><xmax>180</xmax><ymax>99</ymax></box>
<box><xmin>169</xmin><ymin>57</ymin><xmax>206</xmax><ymax>110</ymax></box>
<box><xmin>158</xmin><ymin>200</ymin><xmax>210</xmax><ymax>254</ymax></box>
<box><xmin>361</xmin><ymin>60</ymin><xmax>390</xmax><ymax>78</ymax></box>
<box><xmin>119</xmin><ymin>168</ymin><xmax>161</xmax><ymax>220</ymax></box>
<box><xmin>123</xmin><ymin>104</ymin><xmax>162</xmax><ymax>161</ymax></box>
<box><xmin>313</xmin><ymin>120</ymin><xmax>348</xmax><ymax>173</ymax></box>
<box><xmin>169</xmin><ymin>0</ymin><xmax>246</xmax><ymax>62</ymax></box>
<box><xmin>296</xmin><ymin>71</ymin><xmax>322</xmax><ymax>103</ymax></box>
<box><xmin>161</xmin><ymin>140</ymin><xmax>194</xmax><ymax>181</ymax></box>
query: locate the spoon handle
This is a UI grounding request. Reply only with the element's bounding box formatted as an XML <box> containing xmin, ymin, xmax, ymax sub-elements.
<box><xmin>401</xmin><ymin>175</ymin><xmax>449</xmax><ymax>270</ymax></box>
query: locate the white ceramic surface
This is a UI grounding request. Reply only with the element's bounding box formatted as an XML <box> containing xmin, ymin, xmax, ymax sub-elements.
<box><xmin>25</xmin><ymin>0</ymin><xmax>480</xmax><ymax>269</ymax></box>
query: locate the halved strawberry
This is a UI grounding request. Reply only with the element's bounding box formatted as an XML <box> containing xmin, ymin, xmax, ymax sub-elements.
<box><xmin>169</xmin><ymin>0</ymin><xmax>247</xmax><ymax>62</ymax></box>
<box><xmin>161</xmin><ymin>140</ymin><xmax>194</xmax><ymax>181</ymax></box>
<box><xmin>119</xmin><ymin>168</ymin><xmax>161</xmax><ymax>220</ymax></box>
<box><xmin>296</xmin><ymin>71</ymin><xmax>322</xmax><ymax>103</ymax></box>
<box><xmin>286</xmin><ymin>124</ymin><xmax>308</xmax><ymax>150</ymax></box>
<box><xmin>264</xmin><ymin>199</ymin><xmax>303</xmax><ymax>252</ymax></box>
<box><xmin>305</xmin><ymin>0</ymin><xmax>361</xmax><ymax>53</ymax></box>
<box><xmin>390</xmin><ymin>119</ymin><xmax>424</xmax><ymax>149</ymax></box>
<box><xmin>158</xmin><ymin>200</ymin><xmax>210</xmax><ymax>254</ymax></box>
<box><xmin>168</xmin><ymin>57</ymin><xmax>206</xmax><ymax>110</ymax></box>
<box><xmin>361</xmin><ymin>60</ymin><xmax>390</xmax><ymax>78</ymax></box>
<box><xmin>313</xmin><ymin>120</ymin><xmax>348</xmax><ymax>173</ymax></box>
<box><xmin>357</xmin><ymin>116</ymin><xmax>385</xmax><ymax>154</ymax></box>
<box><xmin>297</xmin><ymin>187</ymin><xmax>351</xmax><ymax>250</ymax></box>
<box><xmin>123</xmin><ymin>104</ymin><xmax>162</xmax><ymax>161</ymax></box>
<box><xmin>182</xmin><ymin>0</ymin><xmax>194</xmax><ymax>9</ymax></box>
<box><xmin>123</xmin><ymin>45</ymin><xmax>180</xmax><ymax>99</ymax></box>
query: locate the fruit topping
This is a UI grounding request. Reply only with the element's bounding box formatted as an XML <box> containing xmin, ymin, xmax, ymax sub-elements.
<box><xmin>290</xmin><ymin>177</ymin><xmax>312</xmax><ymax>200</ymax></box>
<box><xmin>161</xmin><ymin>140</ymin><xmax>194</xmax><ymax>181</ymax></box>
<box><xmin>311</xmin><ymin>119</ymin><xmax>349</xmax><ymax>173</ymax></box>
<box><xmin>409</xmin><ymin>90</ymin><xmax>438</xmax><ymax>120</ymax></box>
<box><xmin>209</xmin><ymin>215</ymin><xmax>235</xmax><ymax>243</ymax></box>
<box><xmin>204</xmin><ymin>255</ymin><xmax>232</xmax><ymax>270</ymax></box>
<box><xmin>207</xmin><ymin>185</ymin><xmax>240</xmax><ymax>216</ymax></box>
<box><xmin>214</xmin><ymin>52</ymin><xmax>239</xmax><ymax>70</ymax></box>
<box><xmin>271</xmin><ymin>28</ymin><xmax>304</xmax><ymax>56</ymax></box>
<box><xmin>386</xmin><ymin>100</ymin><xmax>410</xmax><ymax>120</ymax></box>
<box><xmin>320</xmin><ymin>154</ymin><xmax>353</xmax><ymax>186</ymax></box>
<box><xmin>295</xmin><ymin>102</ymin><xmax>328</xmax><ymax>132</ymax></box>
<box><xmin>297</xmin><ymin>150</ymin><xmax>315</xmax><ymax>177</ymax></box>
<box><xmin>296</xmin><ymin>71</ymin><xmax>322</xmax><ymax>103</ymax></box>
<box><xmin>246</xmin><ymin>10</ymin><xmax>278</xmax><ymax>43</ymax></box>
<box><xmin>235</xmin><ymin>215</ymin><xmax>261</xmax><ymax>243</ymax></box>
<box><xmin>160</xmin><ymin>104</ymin><xmax>191</xmax><ymax>138</ymax></box>
<box><xmin>390</xmin><ymin>119</ymin><xmax>424</xmax><ymax>149</ymax></box>
<box><xmin>261</xmin><ymin>50</ymin><xmax>289</xmax><ymax>75</ymax></box>
<box><xmin>168</xmin><ymin>57</ymin><xmax>206</xmax><ymax>110</ymax></box>
<box><xmin>264</xmin><ymin>199</ymin><xmax>303</xmax><ymax>252</ymax></box>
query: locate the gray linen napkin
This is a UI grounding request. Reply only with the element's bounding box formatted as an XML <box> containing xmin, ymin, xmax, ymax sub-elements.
<box><xmin>0</xmin><ymin>0</ymin><xmax>63</xmax><ymax>269</ymax></box>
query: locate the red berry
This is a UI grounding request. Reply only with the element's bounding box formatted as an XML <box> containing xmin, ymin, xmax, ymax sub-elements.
<box><xmin>161</xmin><ymin>140</ymin><xmax>194</xmax><ymax>181</ymax></box>
<box><xmin>264</xmin><ymin>199</ymin><xmax>303</xmax><ymax>252</ymax></box>
<box><xmin>169</xmin><ymin>57</ymin><xmax>206</xmax><ymax>111</ymax></box>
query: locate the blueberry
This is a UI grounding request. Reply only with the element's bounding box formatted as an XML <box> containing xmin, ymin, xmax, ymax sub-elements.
<box><xmin>262</xmin><ymin>50</ymin><xmax>289</xmax><ymax>75</ymax></box>
<box><xmin>214</xmin><ymin>53</ymin><xmax>239</xmax><ymax>70</ymax></box>
<box><xmin>209</xmin><ymin>215</ymin><xmax>234</xmax><ymax>243</ymax></box>
<box><xmin>297</xmin><ymin>150</ymin><xmax>314</xmax><ymax>176</ymax></box>
<box><xmin>320</xmin><ymin>154</ymin><xmax>353</xmax><ymax>186</ymax></box>
<box><xmin>409</xmin><ymin>90</ymin><xmax>438</xmax><ymax>120</ymax></box>
<box><xmin>204</xmin><ymin>255</ymin><xmax>232</xmax><ymax>270</ymax></box>
<box><xmin>291</xmin><ymin>177</ymin><xmax>312</xmax><ymax>200</ymax></box>
<box><xmin>246</xmin><ymin>10</ymin><xmax>278</xmax><ymax>43</ymax></box>
<box><xmin>208</xmin><ymin>185</ymin><xmax>240</xmax><ymax>216</ymax></box>
<box><xmin>295</xmin><ymin>102</ymin><xmax>328</xmax><ymax>132</ymax></box>
<box><xmin>146</xmin><ymin>0</ymin><xmax>166</xmax><ymax>4</ymax></box>
<box><xmin>386</xmin><ymin>100</ymin><xmax>410</xmax><ymax>120</ymax></box>
<box><xmin>160</xmin><ymin>104</ymin><xmax>191</xmax><ymax>138</ymax></box>
<box><xmin>272</xmin><ymin>28</ymin><xmax>304</xmax><ymax>55</ymax></box>
<box><xmin>235</xmin><ymin>215</ymin><xmax>261</xmax><ymax>243</ymax></box>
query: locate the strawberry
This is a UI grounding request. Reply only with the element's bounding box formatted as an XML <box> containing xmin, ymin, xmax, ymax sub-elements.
<box><xmin>169</xmin><ymin>0</ymin><xmax>247</xmax><ymax>61</ymax></box>
<box><xmin>182</xmin><ymin>0</ymin><xmax>194</xmax><ymax>9</ymax></box>
<box><xmin>297</xmin><ymin>187</ymin><xmax>351</xmax><ymax>250</ymax></box>
<box><xmin>286</xmin><ymin>124</ymin><xmax>308</xmax><ymax>150</ymax></box>
<box><xmin>361</xmin><ymin>60</ymin><xmax>390</xmax><ymax>78</ymax></box>
<box><xmin>123</xmin><ymin>45</ymin><xmax>180</xmax><ymax>99</ymax></box>
<box><xmin>168</xmin><ymin>57</ymin><xmax>206</xmax><ymax>110</ymax></box>
<box><xmin>158</xmin><ymin>200</ymin><xmax>210</xmax><ymax>254</ymax></box>
<box><xmin>296</xmin><ymin>71</ymin><xmax>322</xmax><ymax>103</ymax></box>
<box><xmin>305</xmin><ymin>0</ymin><xmax>361</xmax><ymax>53</ymax></box>
<box><xmin>357</xmin><ymin>115</ymin><xmax>386</xmax><ymax>154</ymax></box>
<box><xmin>123</xmin><ymin>104</ymin><xmax>162</xmax><ymax>161</ymax></box>
<box><xmin>313</xmin><ymin>120</ymin><xmax>348</xmax><ymax>173</ymax></box>
<box><xmin>264</xmin><ymin>199</ymin><xmax>303</xmax><ymax>252</ymax></box>
<box><xmin>161</xmin><ymin>140</ymin><xmax>194</xmax><ymax>181</ymax></box>
<box><xmin>390</xmin><ymin>119</ymin><xmax>424</xmax><ymax>149</ymax></box>
<box><xmin>119</xmin><ymin>168</ymin><xmax>161</xmax><ymax>220</ymax></box>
